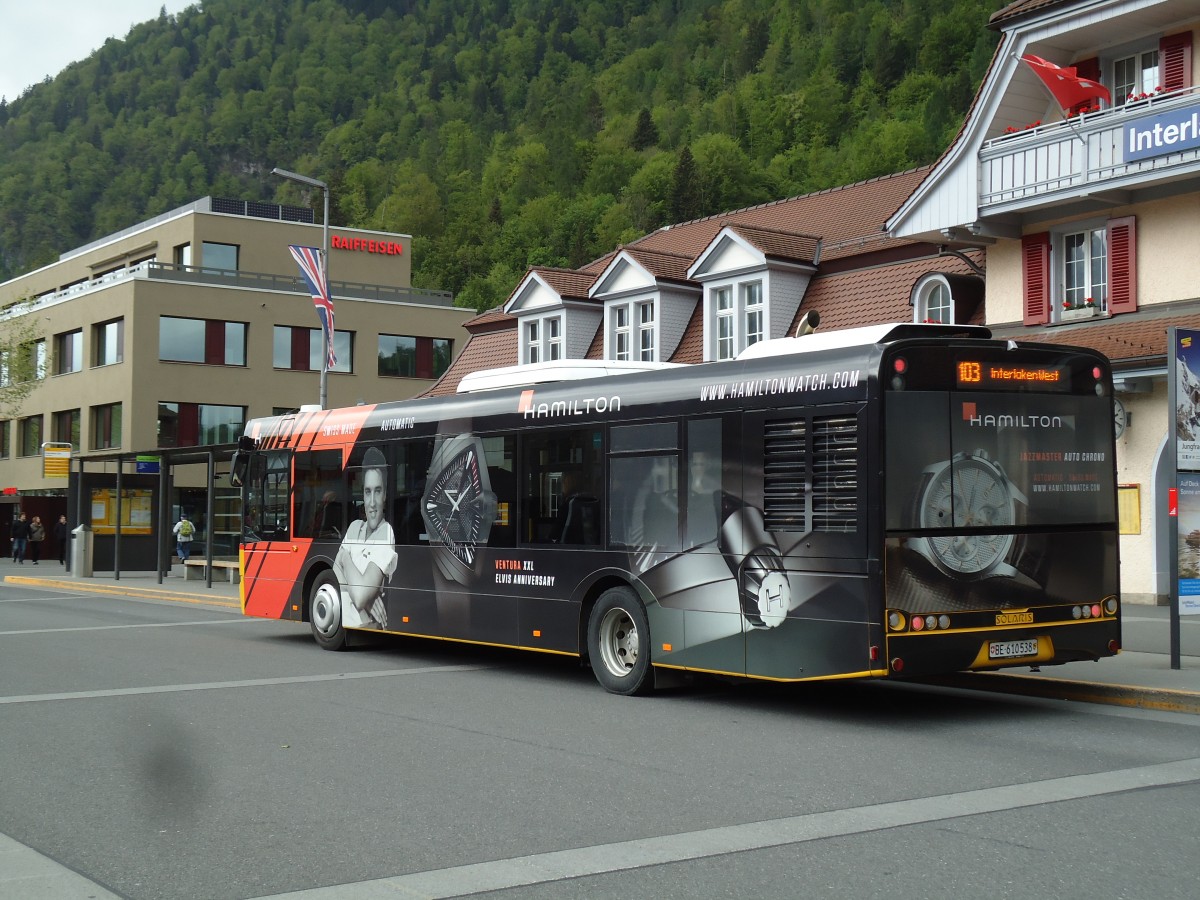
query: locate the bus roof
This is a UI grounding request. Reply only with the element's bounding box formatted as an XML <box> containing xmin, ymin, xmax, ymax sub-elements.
<box><xmin>736</xmin><ymin>322</ymin><xmax>992</xmax><ymax>361</ymax></box>
<box><xmin>457</xmin><ymin>359</ymin><xmax>685</xmax><ymax>393</ymax></box>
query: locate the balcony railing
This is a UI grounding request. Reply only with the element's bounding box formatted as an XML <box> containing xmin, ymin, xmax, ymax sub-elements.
<box><xmin>28</xmin><ymin>260</ymin><xmax>455</xmax><ymax>309</ymax></box>
<box><xmin>979</xmin><ymin>85</ymin><xmax>1200</xmax><ymax>213</ymax></box>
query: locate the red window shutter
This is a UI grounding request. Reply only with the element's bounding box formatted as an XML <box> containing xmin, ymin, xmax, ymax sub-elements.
<box><xmin>1107</xmin><ymin>217</ymin><xmax>1137</xmax><ymax>315</ymax></box>
<box><xmin>291</xmin><ymin>327</ymin><xmax>308</xmax><ymax>370</ymax></box>
<box><xmin>415</xmin><ymin>337</ymin><xmax>433</xmax><ymax>379</ymax></box>
<box><xmin>205</xmin><ymin>320</ymin><xmax>224</xmax><ymax>365</ymax></box>
<box><xmin>1073</xmin><ymin>57</ymin><xmax>1100</xmax><ymax>112</ymax></box>
<box><xmin>179</xmin><ymin>403</ymin><xmax>200</xmax><ymax>447</ymax></box>
<box><xmin>1022</xmin><ymin>232</ymin><xmax>1051</xmax><ymax>326</ymax></box>
<box><xmin>1161</xmin><ymin>32</ymin><xmax>1193</xmax><ymax>93</ymax></box>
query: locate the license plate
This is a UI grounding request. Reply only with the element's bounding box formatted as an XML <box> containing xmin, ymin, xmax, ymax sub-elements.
<box><xmin>989</xmin><ymin>638</ymin><xmax>1039</xmax><ymax>660</ymax></box>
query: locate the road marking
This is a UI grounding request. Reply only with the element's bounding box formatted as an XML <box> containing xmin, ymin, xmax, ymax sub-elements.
<box><xmin>0</xmin><ymin>664</ymin><xmax>490</xmax><ymax>705</ymax></box>
<box><xmin>0</xmin><ymin>618</ymin><xmax>260</xmax><ymax>637</ymax></box>
<box><xmin>0</xmin><ymin>594</ymin><xmax>80</xmax><ymax>603</ymax></box>
<box><xmin>253</xmin><ymin>757</ymin><xmax>1200</xmax><ymax>900</ymax></box>
<box><xmin>0</xmin><ymin>832</ymin><xmax>122</xmax><ymax>899</ymax></box>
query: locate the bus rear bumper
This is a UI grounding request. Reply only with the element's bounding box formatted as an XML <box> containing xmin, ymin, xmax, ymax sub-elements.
<box><xmin>883</xmin><ymin>619</ymin><xmax>1120</xmax><ymax>678</ymax></box>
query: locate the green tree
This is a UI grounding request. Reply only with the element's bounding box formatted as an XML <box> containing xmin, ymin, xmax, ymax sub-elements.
<box><xmin>0</xmin><ymin>299</ymin><xmax>47</xmax><ymax>416</ymax></box>
<box><xmin>631</xmin><ymin>107</ymin><xmax>658</xmax><ymax>150</ymax></box>
<box><xmin>669</xmin><ymin>145</ymin><xmax>703</xmax><ymax>223</ymax></box>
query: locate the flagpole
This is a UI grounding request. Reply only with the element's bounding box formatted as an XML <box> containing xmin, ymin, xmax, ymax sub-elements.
<box><xmin>320</xmin><ymin>185</ymin><xmax>329</xmax><ymax>411</ymax></box>
<box><xmin>272</xmin><ymin>166</ymin><xmax>331</xmax><ymax>409</ymax></box>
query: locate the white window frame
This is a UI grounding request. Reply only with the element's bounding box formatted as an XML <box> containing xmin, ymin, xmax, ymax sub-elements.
<box><xmin>637</xmin><ymin>301</ymin><xmax>655</xmax><ymax>362</ymax></box>
<box><xmin>912</xmin><ymin>275</ymin><xmax>954</xmax><ymax>324</ymax></box>
<box><xmin>522</xmin><ymin>314</ymin><xmax>562</xmax><ymax>364</ymax></box>
<box><xmin>1113</xmin><ymin>47</ymin><xmax>1160</xmax><ymax>105</ymax></box>
<box><xmin>614</xmin><ymin>306</ymin><xmax>630</xmax><ymax>361</ymax></box>
<box><xmin>707</xmin><ymin>278</ymin><xmax>766</xmax><ymax>360</ymax></box>
<box><xmin>607</xmin><ymin>299</ymin><xmax>658</xmax><ymax>362</ymax></box>
<box><xmin>1053</xmin><ymin>218</ymin><xmax>1107</xmax><ymax>319</ymax></box>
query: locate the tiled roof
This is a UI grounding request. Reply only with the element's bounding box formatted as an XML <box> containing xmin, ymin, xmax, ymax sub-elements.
<box><xmin>789</xmin><ymin>252</ymin><xmax>985</xmax><ymax>335</ymax></box>
<box><xmin>463</xmin><ymin>307</ymin><xmax>514</xmax><ymax>331</ymax></box>
<box><xmin>621</xmin><ymin>168</ymin><xmax>932</xmax><ymax>265</ymax></box>
<box><xmin>995</xmin><ymin>307</ymin><xmax>1200</xmax><ymax>366</ymax></box>
<box><xmin>669</xmin><ymin>298</ymin><xmax>707</xmax><ymax>364</ymax></box>
<box><xmin>617</xmin><ymin>246</ymin><xmax>695</xmax><ymax>283</ymax></box>
<box><xmin>723</xmin><ymin>223</ymin><xmax>821</xmax><ymax>265</ymax></box>
<box><xmin>533</xmin><ymin>267</ymin><xmax>598</xmax><ymax>300</ymax></box>
<box><xmin>989</xmin><ymin>0</ymin><xmax>1069</xmax><ymax>28</ymax></box>
<box><xmin>424</xmin><ymin>326</ymin><xmax>518</xmax><ymax>396</ymax></box>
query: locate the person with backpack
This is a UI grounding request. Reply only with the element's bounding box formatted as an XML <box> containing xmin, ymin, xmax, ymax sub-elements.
<box><xmin>172</xmin><ymin>512</ymin><xmax>195</xmax><ymax>566</ymax></box>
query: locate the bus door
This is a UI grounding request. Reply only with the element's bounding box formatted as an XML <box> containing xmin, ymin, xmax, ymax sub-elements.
<box><xmin>739</xmin><ymin>405</ymin><xmax>874</xmax><ymax>681</ymax></box>
<box><xmin>618</xmin><ymin>416</ymin><xmax>747</xmax><ymax>677</ymax></box>
<box><xmin>241</xmin><ymin>449</ymin><xmax>299</xmax><ymax>619</ymax></box>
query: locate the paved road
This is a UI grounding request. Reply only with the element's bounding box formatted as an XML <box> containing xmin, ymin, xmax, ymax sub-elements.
<box><xmin>2</xmin><ymin>580</ymin><xmax>1199</xmax><ymax>900</ymax></box>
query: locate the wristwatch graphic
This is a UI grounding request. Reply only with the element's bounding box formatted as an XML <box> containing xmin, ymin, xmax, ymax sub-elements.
<box><xmin>421</xmin><ymin>433</ymin><xmax>498</xmax><ymax>584</ymax></box>
<box><xmin>909</xmin><ymin>449</ymin><xmax>1039</xmax><ymax>585</ymax></box>
<box><xmin>719</xmin><ymin>505</ymin><xmax>792</xmax><ymax>629</ymax></box>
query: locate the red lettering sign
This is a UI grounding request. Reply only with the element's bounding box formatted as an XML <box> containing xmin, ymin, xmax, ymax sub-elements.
<box><xmin>331</xmin><ymin>235</ymin><xmax>404</xmax><ymax>257</ymax></box>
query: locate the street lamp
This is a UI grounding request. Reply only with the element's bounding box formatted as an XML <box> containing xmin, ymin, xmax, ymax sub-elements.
<box><xmin>272</xmin><ymin>166</ymin><xmax>330</xmax><ymax>410</ymax></box>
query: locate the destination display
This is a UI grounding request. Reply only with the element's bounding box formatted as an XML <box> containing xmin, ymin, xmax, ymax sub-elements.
<box><xmin>955</xmin><ymin>360</ymin><xmax>1070</xmax><ymax>392</ymax></box>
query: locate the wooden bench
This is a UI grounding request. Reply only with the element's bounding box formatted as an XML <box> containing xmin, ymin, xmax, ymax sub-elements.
<box><xmin>184</xmin><ymin>559</ymin><xmax>241</xmax><ymax>584</ymax></box>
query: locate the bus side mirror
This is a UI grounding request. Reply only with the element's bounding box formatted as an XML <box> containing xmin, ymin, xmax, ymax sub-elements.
<box><xmin>229</xmin><ymin>436</ymin><xmax>256</xmax><ymax>488</ymax></box>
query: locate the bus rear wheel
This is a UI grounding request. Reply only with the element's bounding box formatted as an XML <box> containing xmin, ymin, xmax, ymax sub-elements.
<box><xmin>309</xmin><ymin>570</ymin><xmax>347</xmax><ymax>651</ymax></box>
<box><xmin>587</xmin><ymin>587</ymin><xmax>653</xmax><ymax>695</ymax></box>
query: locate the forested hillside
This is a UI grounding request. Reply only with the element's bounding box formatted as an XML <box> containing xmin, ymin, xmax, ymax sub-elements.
<box><xmin>0</xmin><ymin>0</ymin><xmax>1003</xmax><ymax>309</ymax></box>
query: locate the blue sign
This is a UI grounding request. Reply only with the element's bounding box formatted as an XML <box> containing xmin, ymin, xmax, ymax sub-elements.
<box><xmin>1124</xmin><ymin>103</ymin><xmax>1200</xmax><ymax>162</ymax></box>
<box><xmin>135</xmin><ymin>455</ymin><xmax>161</xmax><ymax>474</ymax></box>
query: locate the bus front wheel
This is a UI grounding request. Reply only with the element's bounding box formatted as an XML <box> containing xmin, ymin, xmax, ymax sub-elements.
<box><xmin>587</xmin><ymin>587</ymin><xmax>653</xmax><ymax>695</ymax></box>
<box><xmin>309</xmin><ymin>570</ymin><xmax>347</xmax><ymax>651</ymax></box>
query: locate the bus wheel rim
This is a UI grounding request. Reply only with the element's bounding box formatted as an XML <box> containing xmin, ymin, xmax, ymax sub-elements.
<box><xmin>598</xmin><ymin>607</ymin><xmax>639</xmax><ymax>678</ymax></box>
<box><xmin>312</xmin><ymin>583</ymin><xmax>341</xmax><ymax>638</ymax></box>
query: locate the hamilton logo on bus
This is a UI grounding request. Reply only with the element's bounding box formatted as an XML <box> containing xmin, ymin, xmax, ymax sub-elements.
<box><xmin>518</xmin><ymin>389</ymin><xmax>622</xmax><ymax>419</ymax></box>
<box><xmin>962</xmin><ymin>402</ymin><xmax>1065</xmax><ymax>429</ymax></box>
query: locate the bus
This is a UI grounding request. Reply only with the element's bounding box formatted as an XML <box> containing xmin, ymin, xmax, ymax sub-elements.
<box><xmin>232</xmin><ymin>322</ymin><xmax>1121</xmax><ymax>695</ymax></box>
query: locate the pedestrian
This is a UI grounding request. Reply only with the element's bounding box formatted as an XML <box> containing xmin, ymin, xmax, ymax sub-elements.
<box><xmin>27</xmin><ymin>516</ymin><xmax>45</xmax><ymax>564</ymax></box>
<box><xmin>54</xmin><ymin>515</ymin><xmax>68</xmax><ymax>565</ymax></box>
<box><xmin>172</xmin><ymin>512</ymin><xmax>195</xmax><ymax>568</ymax></box>
<box><xmin>11</xmin><ymin>513</ymin><xmax>30</xmax><ymax>564</ymax></box>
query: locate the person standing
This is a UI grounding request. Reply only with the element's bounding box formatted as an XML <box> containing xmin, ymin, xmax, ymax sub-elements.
<box><xmin>11</xmin><ymin>513</ymin><xmax>30</xmax><ymax>564</ymax></box>
<box><xmin>172</xmin><ymin>512</ymin><xmax>195</xmax><ymax>567</ymax></box>
<box><xmin>54</xmin><ymin>515</ymin><xmax>69</xmax><ymax>566</ymax></box>
<box><xmin>27</xmin><ymin>516</ymin><xmax>45</xmax><ymax>564</ymax></box>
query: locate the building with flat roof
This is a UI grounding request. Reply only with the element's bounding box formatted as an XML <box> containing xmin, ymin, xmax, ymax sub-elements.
<box><xmin>0</xmin><ymin>197</ymin><xmax>471</xmax><ymax>558</ymax></box>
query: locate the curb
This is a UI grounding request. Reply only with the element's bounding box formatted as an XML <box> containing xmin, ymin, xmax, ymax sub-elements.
<box><xmin>921</xmin><ymin>672</ymin><xmax>1200</xmax><ymax>715</ymax></box>
<box><xmin>3</xmin><ymin>575</ymin><xmax>240</xmax><ymax>609</ymax></box>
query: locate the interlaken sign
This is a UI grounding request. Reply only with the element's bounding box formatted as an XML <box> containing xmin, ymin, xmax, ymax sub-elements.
<box><xmin>1125</xmin><ymin>101</ymin><xmax>1200</xmax><ymax>162</ymax></box>
<box><xmin>331</xmin><ymin>235</ymin><xmax>405</xmax><ymax>257</ymax></box>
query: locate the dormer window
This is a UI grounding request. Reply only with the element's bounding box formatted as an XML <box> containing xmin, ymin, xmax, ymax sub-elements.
<box><xmin>607</xmin><ymin>299</ymin><xmax>657</xmax><ymax>362</ymax></box>
<box><xmin>523</xmin><ymin>314</ymin><xmax>563</xmax><ymax>364</ymax></box>
<box><xmin>709</xmin><ymin>278</ymin><xmax>765</xmax><ymax>360</ymax></box>
<box><xmin>914</xmin><ymin>276</ymin><xmax>954</xmax><ymax>324</ymax></box>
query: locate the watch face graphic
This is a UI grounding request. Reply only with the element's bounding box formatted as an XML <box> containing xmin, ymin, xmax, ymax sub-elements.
<box><xmin>422</xmin><ymin>434</ymin><xmax>497</xmax><ymax>583</ymax></box>
<box><xmin>915</xmin><ymin>451</ymin><xmax>1023</xmax><ymax>578</ymax></box>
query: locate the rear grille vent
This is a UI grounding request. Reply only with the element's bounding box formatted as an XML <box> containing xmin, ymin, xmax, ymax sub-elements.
<box><xmin>763</xmin><ymin>414</ymin><xmax>858</xmax><ymax>533</ymax></box>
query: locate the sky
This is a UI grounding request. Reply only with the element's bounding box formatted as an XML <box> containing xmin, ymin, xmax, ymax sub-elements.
<box><xmin>0</xmin><ymin>1</ymin><xmax>196</xmax><ymax>103</ymax></box>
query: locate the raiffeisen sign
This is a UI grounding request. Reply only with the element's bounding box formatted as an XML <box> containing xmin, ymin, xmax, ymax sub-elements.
<box><xmin>1124</xmin><ymin>102</ymin><xmax>1200</xmax><ymax>162</ymax></box>
<box><xmin>331</xmin><ymin>234</ymin><xmax>405</xmax><ymax>256</ymax></box>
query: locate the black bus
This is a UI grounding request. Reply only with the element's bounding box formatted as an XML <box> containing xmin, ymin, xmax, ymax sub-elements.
<box><xmin>236</xmin><ymin>323</ymin><xmax>1121</xmax><ymax>694</ymax></box>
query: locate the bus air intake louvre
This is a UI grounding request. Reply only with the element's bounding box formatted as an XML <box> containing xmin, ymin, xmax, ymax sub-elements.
<box><xmin>763</xmin><ymin>418</ymin><xmax>807</xmax><ymax>531</ymax></box>
<box><xmin>812</xmin><ymin>415</ymin><xmax>857</xmax><ymax>532</ymax></box>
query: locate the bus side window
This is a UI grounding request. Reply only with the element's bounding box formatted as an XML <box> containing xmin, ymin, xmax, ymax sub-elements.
<box><xmin>394</xmin><ymin>439</ymin><xmax>433</xmax><ymax>544</ymax></box>
<box><xmin>294</xmin><ymin>449</ymin><xmax>344</xmax><ymax>540</ymax></box>
<box><xmin>520</xmin><ymin>429</ymin><xmax>602</xmax><ymax>546</ymax></box>
<box><xmin>685</xmin><ymin>418</ymin><xmax>723</xmax><ymax>548</ymax></box>
<box><xmin>609</xmin><ymin>421</ymin><xmax>680</xmax><ymax>552</ymax></box>
<box><xmin>259</xmin><ymin>450</ymin><xmax>291</xmax><ymax>541</ymax></box>
<box><xmin>484</xmin><ymin>435</ymin><xmax>517</xmax><ymax>548</ymax></box>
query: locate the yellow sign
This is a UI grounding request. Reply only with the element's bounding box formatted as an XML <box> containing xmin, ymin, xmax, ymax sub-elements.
<box><xmin>90</xmin><ymin>488</ymin><xmax>154</xmax><ymax>534</ymax></box>
<box><xmin>42</xmin><ymin>442</ymin><xmax>72</xmax><ymax>479</ymax></box>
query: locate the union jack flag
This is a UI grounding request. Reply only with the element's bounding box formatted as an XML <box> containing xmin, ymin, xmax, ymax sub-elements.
<box><xmin>288</xmin><ymin>244</ymin><xmax>336</xmax><ymax>369</ymax></box>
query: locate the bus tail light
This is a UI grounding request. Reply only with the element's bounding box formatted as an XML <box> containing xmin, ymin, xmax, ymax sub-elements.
<box><xmin>890</xmin><ymin>657</ymin><xmax>904</xmax><ymax>673</ymax></box>
<box><xmin>1104</xmin><ymin>597</ymin><xmax>1118</xmax><ymax>616</ymax></box>
<box><xmin>887</xmin><ymin>611</ymin><xmax>906</xmax><ymax>631</ymax></box>
<box><xmin>1108</xmin><ymin>639</ymin><xmax>1120</xmax><ymax>653</ymax></box>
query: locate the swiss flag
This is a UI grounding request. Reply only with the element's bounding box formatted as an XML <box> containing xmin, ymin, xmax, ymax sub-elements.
<box><xmin>1020</xmin><ymin>54</ymin><xmax>1112</xmax><ymax>109</ymax></box>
